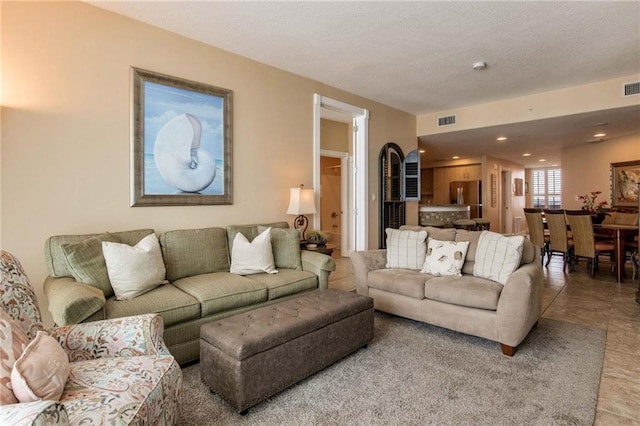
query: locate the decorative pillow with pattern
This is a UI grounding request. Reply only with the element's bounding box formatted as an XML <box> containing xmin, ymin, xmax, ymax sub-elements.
<box><xmin>421</xmin><ymin>239</ymin><xmax>470</xmax><ymax>276</ymax></box>
<box><xmin>385</xmin><ymin>228</ymin><xmax>428</xmax><ymax>270</ymax></box>
<box><xmin>11</xmin><ymin>331</ymin><xmax>70</xmax><ymax>403</ymax></box>
<box><xmin>473</xmin><ymin>231</ymin><xmax>525</xmax><ymax>285</ymax></box>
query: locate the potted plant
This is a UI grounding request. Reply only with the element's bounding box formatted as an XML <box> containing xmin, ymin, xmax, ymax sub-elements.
<box><xmin>576</xmin><ymin>191</ymin><xmax>610</xmax><ymax>224</ymax></box>
<box><xmin>306</xmin><ymin>230</ymin><xmax>327</xmax><ymax>247</ymax></box>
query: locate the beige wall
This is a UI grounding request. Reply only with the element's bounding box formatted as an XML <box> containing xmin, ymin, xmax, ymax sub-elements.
<box><xmin>320</xmin><ymin>119</ymin><xmax>349</xmax><ymax>152</ymax></box>
<box><xmin>562</xmin><ymin>133</ymin><xmax>640</xmax><ymax>210</ymax></box>
<box><xmin>1</xmin><ymin>1</ymin><xmax>416</xmax><ymax>325</ymax></box>
<box><xmin>417</xmin><ymin>74</ymin><xmax>640</xmax><ymax>137</ymax></box>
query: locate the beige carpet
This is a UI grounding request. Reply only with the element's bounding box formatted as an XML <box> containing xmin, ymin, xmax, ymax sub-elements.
<box><xmin>178</xmin><ymin>312</ymin><xmax>605</xmax><ymax>425</ymax></box>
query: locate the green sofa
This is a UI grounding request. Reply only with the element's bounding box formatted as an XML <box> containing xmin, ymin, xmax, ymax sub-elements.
<box><xmin>43</xmin><ymin>222</ymin><xmax>335</xmax><ymax>365</ymax></box>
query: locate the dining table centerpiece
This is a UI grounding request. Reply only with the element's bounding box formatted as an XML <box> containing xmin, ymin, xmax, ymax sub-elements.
<box><xmin>576</xmin><ymin>191</ymin><xmax>610</xmax><ymax>224</ymax></box>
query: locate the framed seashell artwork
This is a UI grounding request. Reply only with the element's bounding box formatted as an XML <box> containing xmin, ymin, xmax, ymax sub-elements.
<box><xmin>131</xmin><ymin>67</ymin><xmax>233</xmax><ymax>206</ymax></box>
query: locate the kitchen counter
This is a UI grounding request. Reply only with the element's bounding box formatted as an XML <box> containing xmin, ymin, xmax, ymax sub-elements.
<box><xmin>418</xmin><ymin>204</ymin><xmax>471</xmax><ymax>226</ymax></box>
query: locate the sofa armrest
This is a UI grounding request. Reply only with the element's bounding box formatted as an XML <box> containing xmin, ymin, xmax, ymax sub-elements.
<box><xmin>43</xmin><ymin>276</ymin><xmax>106</xmax><ymax>326</ymax></box>
<box><xmin>301</xmin><ymin>250</ymin><xmax>336</xmax><ymax>289</ymax></box>
<box><xmin>0</xmin><ymin>400</ymin><xmax>69</xmax><ymax>425</ymax></box>
<box><xmin>495</xmin><ymin>254</ymin><xmax>544</xmax><ymax>347</ymax></box>
<box><xmin>350</xmin><ymin>250</ymin><xmax>387</xmax><ymax>296</ymax></box>
<box><xmin>47</xmin><ymin>314</ymin><xmax>171</xmax><ymax>362</ymax></box>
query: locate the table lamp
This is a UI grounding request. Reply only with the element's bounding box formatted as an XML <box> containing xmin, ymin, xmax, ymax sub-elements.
<box><xmin>287</xmin><ymin>184</ymin><xmax>317</xmax><ymax>243</ymax></box>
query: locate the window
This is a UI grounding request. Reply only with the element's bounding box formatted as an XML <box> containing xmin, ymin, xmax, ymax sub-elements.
<box><xmin>532</xmin><ymin>168</ymin><xmax>561</xmax><ymax>209</ymax></box>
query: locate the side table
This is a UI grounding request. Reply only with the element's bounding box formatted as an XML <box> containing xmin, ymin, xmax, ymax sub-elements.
<box><xmin>302</xmin><ymin>243</ymin><xmax>336</xmax><ymax>256</ymax></box>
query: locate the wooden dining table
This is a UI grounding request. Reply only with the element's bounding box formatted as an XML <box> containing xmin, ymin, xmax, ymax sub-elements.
<box><xmin>592</xmin><ymin>223</ymin><xmax>639</xmax><ymax>283</ymax></box>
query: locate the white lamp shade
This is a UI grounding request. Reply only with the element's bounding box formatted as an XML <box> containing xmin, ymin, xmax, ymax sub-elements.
<box><xmin>287</xmin><ymin>187</ymin><xmax>317</xmax><ymax>215</ymax></box>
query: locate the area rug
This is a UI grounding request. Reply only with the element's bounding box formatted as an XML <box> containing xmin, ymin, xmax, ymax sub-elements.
<box><xmin>179</xmin><ymin>313</ymin><xmax>605</xmax><ymax>425</ymax></box>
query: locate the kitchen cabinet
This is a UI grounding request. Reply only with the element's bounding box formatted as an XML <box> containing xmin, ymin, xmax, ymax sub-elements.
<box><xmin>432</xmin><ymin>164</ymin><xmax>481</xmax><ymax>204</ymax></box>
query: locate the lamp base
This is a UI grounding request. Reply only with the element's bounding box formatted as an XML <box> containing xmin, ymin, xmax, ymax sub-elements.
<box><xmin>293</xmin><ymin>215</ymin><xmax>309</xmax><ymax>241</ymax></box>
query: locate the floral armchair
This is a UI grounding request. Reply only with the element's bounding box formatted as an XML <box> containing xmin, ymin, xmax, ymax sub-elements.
<box><xmin>0</xmin><ymin>251</ymin><xmax>182</xmax><ymax>425</ymax></box>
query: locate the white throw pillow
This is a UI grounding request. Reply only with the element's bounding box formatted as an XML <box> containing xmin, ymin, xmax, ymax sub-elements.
<box><xmin>421</xmin><ymin>239</ymin><xmax>470</xmax><ymax>276</ymax></box>
<box><xmin>385</xmin><ymin>228</ymin><xmax>428</xmax><ymax>270</ymax></box>
<box><xmin>102</xmin><ymin>233</ymin><xmax>168</xmax><ymax>300</ymax></box>
<box><xmin>230</xmin><ymin>228</ymin><xmax>278</xmax><ymax>275</ymax></box>
<box><xmin>473</xmin><ymin>231</ymin><xmax>525</xmax><ymax>285</ymax></box>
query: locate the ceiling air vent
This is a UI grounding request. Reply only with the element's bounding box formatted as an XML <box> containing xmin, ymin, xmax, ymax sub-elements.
<box><xmin>437</xmin><ymin>115</ymin><xmax>456</xmax><ymax>127</ymax></box>
<box><xmin>623</xmin><ymin>81</ymin><xmax>640</xmax><ymax>97</ymax></box>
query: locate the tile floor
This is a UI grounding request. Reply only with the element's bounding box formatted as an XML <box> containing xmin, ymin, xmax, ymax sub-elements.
<box><xmin>327</xmin><ymin>249</ymin><xmax>640</xmax><ymax>425</ymax></box>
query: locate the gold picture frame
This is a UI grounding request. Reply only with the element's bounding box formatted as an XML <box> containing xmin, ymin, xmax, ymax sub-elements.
<box><xmin>610</xmin><ymin>160</ymin><xmax>640</xmax><ymax>208</ymax></box>
<box><xmin>131</xmin><ymin>67</ymin><xmax>233</xmax><ymax>206</ymax></box>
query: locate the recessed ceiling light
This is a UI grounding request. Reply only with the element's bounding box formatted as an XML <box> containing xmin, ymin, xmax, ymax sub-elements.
<box><xmin>496</xmin><ymin>136</ymin><xmax>507</xmax><ymax>141</ymax></box>
<box><xmin>539</xmin><ymin>159</ymin><xmax>546</xmax><ymax>162</ymax></box>
<box><xmin>522</xmin><ymin>153</ymin><xmax>531</xmax><ymax>157</ymax></box>
<box><xmin>593</xmin><ymin>133</ymin><xmax>606</xmax><ymax>138</ymax></box>
<box><xmin>452</xmin><ymin>156</ymin><xmax>460</xmax><ymax>159</ymax></box>
<box><xmin>419</xmin><ymin>149</ymin><xmax>426</xmax><ymax>153</ymax></box>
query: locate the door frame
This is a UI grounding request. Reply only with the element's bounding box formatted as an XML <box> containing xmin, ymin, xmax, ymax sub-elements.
<box><xmin>313</xmin><ymin>94</ymin><xmax>369</xmax><ymax>254</ymax></box>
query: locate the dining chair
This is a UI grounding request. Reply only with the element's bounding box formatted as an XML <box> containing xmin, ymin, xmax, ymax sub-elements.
<box><xmin>565</xmin><ymin>210</ymin><xmax>615</xmax><ymax>278</ymax></box>
<box><xmin>524</xmin><ymin>208</ymin><xmax>549</xmax><ymax>265</ymax></box>
<box><xmin>543</xmin><ymin>209</ymin><xmax>573</xmax><ymax>271</ymax></box>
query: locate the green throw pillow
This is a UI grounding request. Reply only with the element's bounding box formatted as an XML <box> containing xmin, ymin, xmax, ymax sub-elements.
<box><xmin>257</xmin><ymin>226</ymin><xmax>302</xmax><ymax>270</ymax></box>
<box><xmin>61</xmin><ymin>233</ymin><xmax>120</xmax><ymax>298</ymax></box>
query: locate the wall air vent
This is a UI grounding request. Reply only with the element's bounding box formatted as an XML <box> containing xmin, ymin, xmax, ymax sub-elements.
<box><xmin>437</xmin><ymin>115</ymin><xmax>456</xmax><ymax>127</ymax></box>
<box><xmin>623</xmin><ymin>81</ymin><xmax>640</xmax><ymax>97</ymax></box>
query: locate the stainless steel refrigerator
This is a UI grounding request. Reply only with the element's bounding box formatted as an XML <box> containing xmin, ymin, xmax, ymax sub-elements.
<box><xmin>450</xmin><ymin>180</ymin><xmax>482</xmax><ymax>218</ymax></box>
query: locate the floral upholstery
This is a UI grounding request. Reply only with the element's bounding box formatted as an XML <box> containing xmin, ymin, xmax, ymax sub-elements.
<box><xmin>0</xmin><ymin>251</ymin><xmax>182</xmax><ymax>425</ymax></box>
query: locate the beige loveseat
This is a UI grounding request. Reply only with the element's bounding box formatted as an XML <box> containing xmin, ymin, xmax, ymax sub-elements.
<box><xmin>43</xmin><ymin>222</ymin><xmax>335</xmax><ymax>365</ymax></box>
<box><xmin>351</xmin><ymin>226</ymin><xmax>543</xmax><ymax>356</ymax></box>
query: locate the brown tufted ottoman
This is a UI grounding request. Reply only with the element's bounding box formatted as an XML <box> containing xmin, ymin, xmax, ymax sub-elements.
<box><xmin>199</xmin><ymin>289</ymin><xmax>374</xmax><ymax>414</ymax></box>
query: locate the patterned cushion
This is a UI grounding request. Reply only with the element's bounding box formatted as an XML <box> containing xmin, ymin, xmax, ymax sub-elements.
<box><xmin>385</xmin><ymin>228</ymin><xmax>428</xmax><ymax>270</ymax></box>
<box><xmin>0</xmin><ymin>251</ymin><xmax>43</xmax><ymax>339</ymax></box>
<box><xmin>0</xmin><ymin>311</ymin><xmax>29</xmax><ymax>405</ymax></box>
<box><xmin>421</xmin><ymin>239</ymin><xmax>470</xmax><ymax>276</ymax></box>
<box><xmin>473</xmin><ymin>231</ymin><xmax>524</xmax><ymax>285</ymax></box>
<box><xmin>61</xmin><ymin>356</ymin><xmax>181</xmax><ymax>425</ymax></box>
<box><xmin>61</xmin><ymin>233</ymin><xmax>120</xmax><ymax>298</ymax></box>
<box><xmin>258</xmin><ymin>226</ymin><xmax>302</xmax><ymax>270</ymax></box>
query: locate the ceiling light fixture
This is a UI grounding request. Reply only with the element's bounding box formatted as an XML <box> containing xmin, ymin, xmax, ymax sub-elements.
<box><xmin>539</xmin><ymin>159</ymin><xmax>546</xmax><ymax>162</ymax></box>
<box><xmin>496</xmin><ymin>136</ymin><xmax>507</xmax><ymax>141</ymax></box>
<box><xmin>419</xmin><ymin>149</ymin><xmax>426</xmax><ymax>153</ymax></box>
<box><xmin>593</xmin><ymin>133</ymin><xmax>606</xmax><ymax>138</ymax></box>
<box><xmin>452</xmin><ymin>156</ymin><xmax>460</xmax><ymax>159</ymax></box>
<box><xmin>522</xmin><ymin>153</ymin><xmax>531</xmax><ymax>157</ymax></box>
<box><xmin>472</xmin><ymin>61</ymin><xmax>487</xmax><ymax>71</ymax></box>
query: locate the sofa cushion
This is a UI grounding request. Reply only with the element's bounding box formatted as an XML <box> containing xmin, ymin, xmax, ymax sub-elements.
<box><xmin>258</xmin><ymin>226</ymin><xmax>302</xmax><ymax>270</ymax></box>
<box><xmin>45</xmin><ymin>229</ymin><xmax>154</xmax><ymax>278</ymax></box>
<box><xmin>421</xmin><ymin>239</ymin><xmax>469</xmax><ymax>276</ymax></box>
<box><xmin>400</xmin><ymin>225</ymin><xmax>456</xmax><ymax>242</ymax></box>
<box><xmin>455</xmin><ymin>230</ymin><xmax>482</xmax><ymax>274</ymax></box>
<box><xmin>385</xmin><ymin>228</ymin><xmax>428</xmax><ymax>270</ymax></box>
<box><xmin>473</xmin><ymin>231</ymin><xmax>524</xmax><ymax>285</ymax></box>
<box><xmin>103</xmin><ymin>284</ymin><xmax>199</xmax><ymax>327</ymax></box>
<box><xmin>368</xmin><ymin>269</ymin><xmax>429</xmax><ymax>300</ymax></box>
<box><xmin>160</xmin><ymin>227</ymin><xmax>230</xmax><ymax>281</ymax></box>
<box><xmin>424</xmin><ymin>276</ymin><xmax>503</xmax><ymax>310</ymax></box>
<box><xmin>172</xmin><ymin>272</ymin><xmax>268</xmax><ymax>317</ymax></box>
<box><xmin>230</xmin><ymin>229</ymin><xmax>278</xmax><ymax>275</ymax></box>
<box><xmin>245</xmin><ymin>269</ymin><xmax>318</xmax><ymax>300</ymax></box>
<box><xmin>102</xmin><ymin>234</ymin><xmax>168</xmax><ymax>300</ymax></box>
<box><xmin>61</xmin><ymin>233</ymin><xmax>121</xmax><ymax>298</ymax></box>
<box><xmin>226</xmin><ymin>222</ymin><xmax>289</xmax><ymax>253</ymax></box>
<box><xmin>520</xmin><ymin>239</ymin><xmax>536</xmax><ymax>265</ymax></box>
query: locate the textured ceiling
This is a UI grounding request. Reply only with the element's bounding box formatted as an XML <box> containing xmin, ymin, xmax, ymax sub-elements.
<box><xmin>88</xmin><ymin>1</ymin><xmax>640</xmax><ymax>166</ymax></box>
